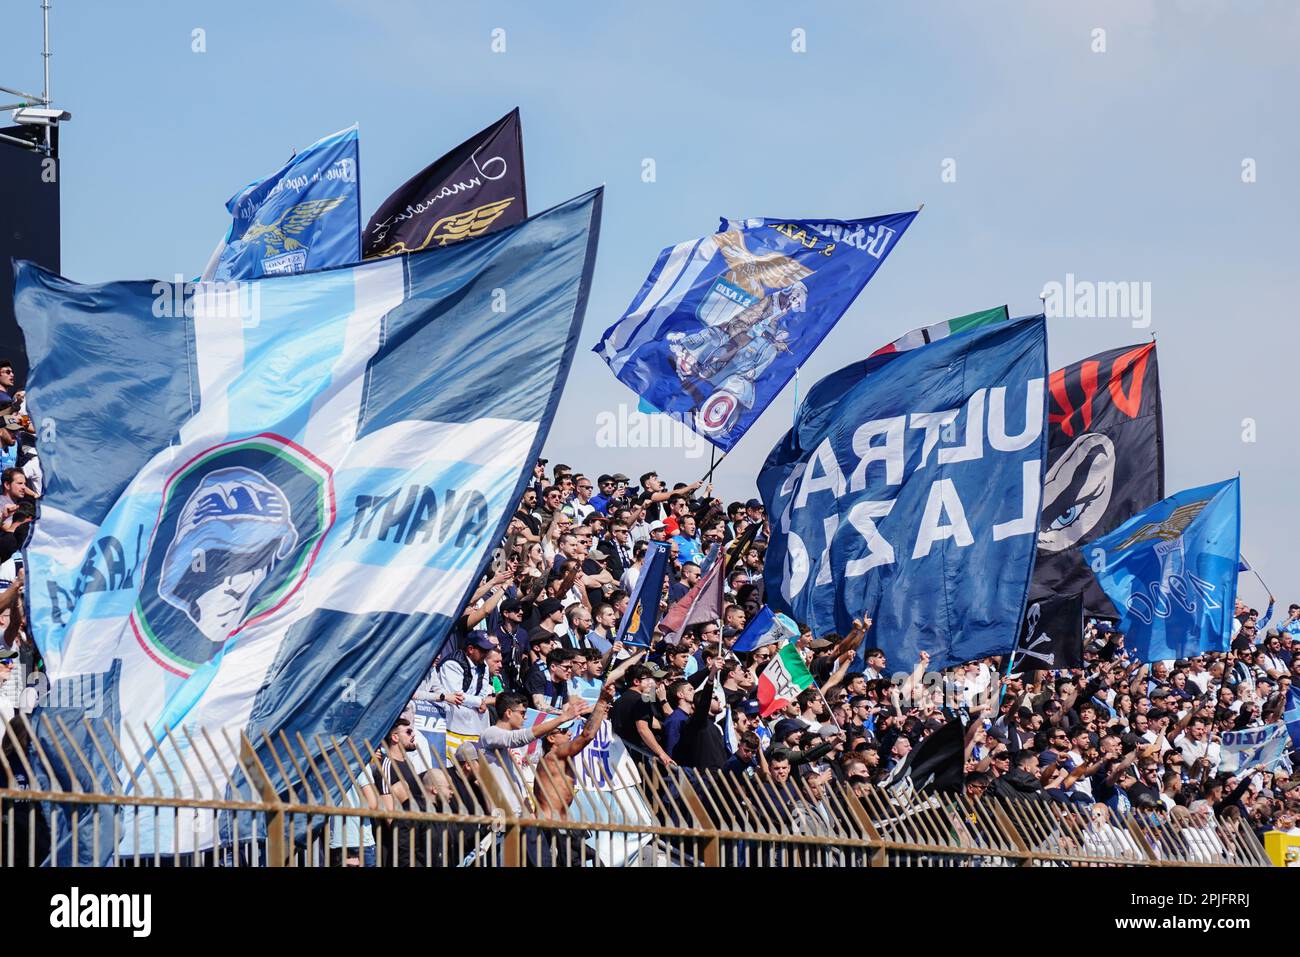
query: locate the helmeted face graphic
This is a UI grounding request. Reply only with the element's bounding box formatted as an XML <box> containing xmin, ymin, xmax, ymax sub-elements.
<box><xmin>1038</xmin><ymin>433</ymin><xmax>1115</xmax><ymax>552</ymax></box>
<box><xmin>158</xmin><ymin>467</ymin><xmax>299</xmax><ymax>643</ymax></box>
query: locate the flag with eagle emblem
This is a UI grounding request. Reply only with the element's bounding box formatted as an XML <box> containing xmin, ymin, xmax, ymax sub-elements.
<box><xmin>205</xmin><ymin>125</ymin><xmax>361</xmax><ymax>281</ymax></box>
<box><xmin>15</xmin><ymin>188</ymin><xmax>602</xmax><ymax>862</ymax></box>
<box><xmin>1090</xmin><ymin>477</ymin><xmax>1240</xmax><ymax>661</ymax></box>
<box><xmin>593</xmin><ymin>211</ymin><xmax>918</xmax><ymax>451</ymax></box>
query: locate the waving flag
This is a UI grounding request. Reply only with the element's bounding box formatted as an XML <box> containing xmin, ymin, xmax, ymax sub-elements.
<box><xmin>205</xmin><ymin>125</ymin><xmax>361</xmax><ymax>281</ymax></box>
<box><xmin>1284</xmin><ymin>687</ymin><xmax>1300</xmax><ymax>752</ymax></box>
<box><xmin>732</xmin><ymin>606</ymin><xmax>799</xmax><ymax>654</ymax></box>
<box><xmin>757</xmin><ymin>644</ymin><xmax>814</xmax><ymax>717</ymax></box>
<box><xmin>364</xmin><ymin>108</ymin><xmax>526</xmax><ymax>258</ymax></box>
<box><xmin>1009</xmin><ymin>593</ymin><xmax>1084</xmax><ymax>673</ymax></box>
<box><xmin>616</xmin><ymin>540</ymin><xmax>670</xmax><ymax>647</ymax></box>
<box><xmin>760</xmin><ymin>315</ymin><xmax>1048</xmax><ymax>672</ymax></box>
<box><xmin>594</xmin><ymin>211</ymin><xmax>918</xmax><ymax>451</ymax></box>
<box><xmin>1220</xmin><ymin>723</ymin><xmax>1291</xmax><ymax>774</ymax></box>
<box><xmin>1090</xmin><ymin>478</ymin><xmax>1239</xmax><ymax>662</ymax></box>
<box><xmin>658</xmin><ymin>544</ymin><xmax>726</xmax><ymax>644</ymax></box>
<box><xmin>1030</xmin><ymin>343</ymin><xmax>1164</xmax><ymax>616</ymax></box>
<box><xmin>16</xmin><ymin>188</ymin><xmax>602</xmax><ymax>860</ymax></box>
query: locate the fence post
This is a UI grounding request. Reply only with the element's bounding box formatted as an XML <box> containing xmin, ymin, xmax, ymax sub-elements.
<box><xmin>240</xmin><ymin>737</ymin><xmax>288</xmax><ymax>867</ymax></box>
<box><xmin>674</xmin><ymin>770</ymin><xmax>720</xmax><ymax>867</ymax></box>
<box><xmin>474</xmin><ymin>756</ymin><xmax>522</xmax><ymax>867</ymax></box>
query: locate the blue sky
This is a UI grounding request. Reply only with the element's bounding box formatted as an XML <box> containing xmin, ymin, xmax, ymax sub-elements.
<box><xmin>4</xmin><ymin>0</ymin><xmax>1298</xmax><ymax>606</ymax></box>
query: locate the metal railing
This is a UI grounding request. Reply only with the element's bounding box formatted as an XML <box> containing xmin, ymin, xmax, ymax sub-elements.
<box><xmin>0</xmin><ymin>714</ymin><xmax>1273</xmax><ymax>867</ymax></box>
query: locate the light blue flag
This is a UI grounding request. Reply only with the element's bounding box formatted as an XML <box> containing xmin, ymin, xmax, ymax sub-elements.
<box><xmin>594</xmin><ymin>211</ymin><xmax>918</xmax><ymax>451</ymax></box>
<box><xmin>1283</xmin><ymin>686</ymin><xmax>1300</xmax><ymax>751</ymax></box>
<box><xmin>732</xmin><ymin>606</ymin><xmax>798</xmax><ymax>653</ymax></box>
<box><xmin>1090</xmin><ymin>478</ymin><xmax>1240</xmax><ymax>662</ymax></box>
<box><xmin>1220</xmin><ymin>723</ymin><xmax>1291</xmax><ymax>773</ymax></box>
<box><xmin>208</xmin><ymin>125</ymin><xmax>361</xmax><ymax>280</ymax></box>
<box><xmin>15</xmin><ymin>187</ymin><xmax>603</xmax><ymax>861</ymax></box>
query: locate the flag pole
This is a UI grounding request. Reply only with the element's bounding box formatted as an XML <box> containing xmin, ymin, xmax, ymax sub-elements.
<box><xmin>1240</xmin><ymin>552</ymin><xmax>1273</xmax><ymax>600</ymax></box>
<box><xmin>698</xmin><ymin>445</ymin><xmax>727</xmax><ymax>485</ymax></box>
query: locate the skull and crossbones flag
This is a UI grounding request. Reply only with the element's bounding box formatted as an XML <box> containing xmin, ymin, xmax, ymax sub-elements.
<box><xmin>1010</xmin><ymin>592</ymin><xmax>1084</xmax><ymax>673</ymax></box>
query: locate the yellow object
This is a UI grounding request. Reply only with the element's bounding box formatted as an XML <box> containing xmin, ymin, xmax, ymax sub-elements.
<box><xmin>1264</xmin><ymin>830</ymin><xmax>1300</xmax><ymax>867</ymax></box>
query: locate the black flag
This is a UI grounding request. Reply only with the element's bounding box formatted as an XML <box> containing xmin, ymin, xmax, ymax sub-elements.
<box><xmin>1010</xmin><ymin>593</ymin><xmax>1084</xmax><ymax>673</ymax></box>
<box><xmin>893</xmin><ymin>717</ymin><xmax>966</xmax><ymax>794</ymax></box>
<box><xmin>1029</xmin><ymin>343</ymin><xmax>1164</xmax><ymax>616</ymax></box>
<box><xmin>363</xmin><ymin>108</ymin><xmax>527</xmax><ymax>258</ymax></box>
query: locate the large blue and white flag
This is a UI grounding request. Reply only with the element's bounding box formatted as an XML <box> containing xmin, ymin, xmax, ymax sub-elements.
<box><xmin>1089</xmin><ymin>478</ymin><xmax>1239</xmax><ymax>662</ymax></box>
<box><xmin>204</xmin><ymin>125</ymin><xmax>361</xmax><ymax>281</ymax></box>
<box><xmin>593</xmin><ymin>212</ymin><xmax>918</xmax><ymax>451</ymax></box>
<box><xmin>15</xmin><ymin>188</ymin><xmax>602</xmax><ymax>857</ymax></box>
<box><xmin>759</xmin><ymin>315</ymin><xmax>1048</xmax><ymax>671</ymax></box>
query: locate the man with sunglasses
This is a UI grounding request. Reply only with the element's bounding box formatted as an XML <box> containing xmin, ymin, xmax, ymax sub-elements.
<box><xmin>526</xmin><ymin>648</ymin><xmax>576</xmax><ymax>712</ymax></box>
<box><xmin>564</xmin><ymin>474</ymin><xmax>597</xmax><ymax>523</ymax></box>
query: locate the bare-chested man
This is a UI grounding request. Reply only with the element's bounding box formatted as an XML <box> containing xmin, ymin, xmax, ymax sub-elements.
<box><xmin>533</xmin><ymin>651</ymin><xmax>645</xmax><ymax>820</ymax></box>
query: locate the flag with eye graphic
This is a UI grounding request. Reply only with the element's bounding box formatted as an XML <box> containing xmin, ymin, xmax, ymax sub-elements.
<box><xmin>1029</xmin><ymin>343</ymin><xmax>1164</xmax><ymax>617</ymax></box>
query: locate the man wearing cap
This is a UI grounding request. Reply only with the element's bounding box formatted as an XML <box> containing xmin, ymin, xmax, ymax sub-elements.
<box><xmin>437</xmin><ymin>635</ymin><xmax>500</xmax><ymax>756</ymax></box>
<box><xmin>610</xmin><ymin>663</ymin><xmax>675</xmax><ymax>767</ymax></box>
<box><xmin>491</xmin><ymin>598</ymin><xmax>528</xmax><ymax>692</ymax></box>
<box><xmin>742</xmin><ymin>499</ymin><xmax>768</xmax><ymax>542</ymax></box>
<box><xmin>529</xmin><ymin>596</ymin><xmax>567</xmax><ymax>643</ymax></box>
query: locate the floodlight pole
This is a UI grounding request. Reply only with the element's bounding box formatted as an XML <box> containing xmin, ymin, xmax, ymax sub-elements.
<box><xmin>41</xmin><ymin>0</ymin><xmax>51</xmax><ymax>149</ymax></box>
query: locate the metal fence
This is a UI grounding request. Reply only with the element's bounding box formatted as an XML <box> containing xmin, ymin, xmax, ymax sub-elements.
<box><xmin>0</xmin><ymin>714</ymin><xmax>1273</xmax><ymax>867</ymax></box>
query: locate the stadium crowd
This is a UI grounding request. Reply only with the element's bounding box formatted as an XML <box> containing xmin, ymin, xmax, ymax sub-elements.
<box><xmin>0</xmin><ymin>348</ymin><xmax>1296</xmax><ymax>865</ymax></box>
<box><xmin>352</xmin><ymin>457</ymin><xmax>1300</xmax><ymax>865</ymax></box>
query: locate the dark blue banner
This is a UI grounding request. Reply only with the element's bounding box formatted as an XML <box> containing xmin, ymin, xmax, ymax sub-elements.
<box><xmin>759</xmin><ymin>315</ymin><xmax>1048</xmax><ymax>671</ymax></box>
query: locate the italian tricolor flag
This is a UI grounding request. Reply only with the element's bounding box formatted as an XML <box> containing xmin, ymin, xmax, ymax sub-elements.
<box><xmin>868</xmin><ymin>306</ymin><xmax>1008</xmax><ymax>357</ymax></box>
<box><xmin>757</xmin><ymin>644</ymin><xmax>815</xmax><ymax>717</ymax></box>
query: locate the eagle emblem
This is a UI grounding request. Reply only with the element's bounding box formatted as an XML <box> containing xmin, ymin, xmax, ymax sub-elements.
<box><xmin>375</xmin><ymin>197</ymin><xmax>516</xmax><ymax>256</ymax></box>
<box><xmin>1115</xmin><ymin>500</ymin><xmax>1209</xmax><ymax>551</ymax></box>
<box><xmin>242</xmin><ymin>197</ymin><xmax>347</xmax><ymax>258</ymax></box>
<box><xmin>712</xmin><ymin>228</ymin><xmax>813</xmax><ymax>298</ymax></box>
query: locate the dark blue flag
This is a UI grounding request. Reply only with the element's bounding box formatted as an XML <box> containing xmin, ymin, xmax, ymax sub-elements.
<box><xmin>759</xmin><ymin>315</ymin><xmax>1048</xmax><ymax>671</ymax></box>
<box><xmin>593</xmin><ymin>212</ymin><xmax>918</xmax><ymax>451</ymax></box>
<box><xmin>618</xmin><ymin>540</ymin><xmax>671</xmax><ymax>647</ymax></box>
<box><xmin>1090</xmin><ymin>478</ymin><xmax>1240</xmax><ymax>661</ymax></box>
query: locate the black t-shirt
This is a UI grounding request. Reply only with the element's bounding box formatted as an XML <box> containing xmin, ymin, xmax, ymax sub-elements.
<box><xmin>610</xmin><ymin>690</ymin><xmax>655</xmax><ymax>745</ymax></box>
<box><xmin>377</xmin><ymin>754</ymin><xmax>427</xmax><ymax>814</ymax></box>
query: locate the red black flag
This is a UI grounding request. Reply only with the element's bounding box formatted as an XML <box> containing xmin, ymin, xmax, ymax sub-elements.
<box><xmin>1029</xmin><ymin>343</ymin><xmax>1164</xmax><ymax>615</ymax></box>
<box><xmin>363</xmin><ymin>109</ymin><xmax>527</xmax><ymax>258</ymax></box>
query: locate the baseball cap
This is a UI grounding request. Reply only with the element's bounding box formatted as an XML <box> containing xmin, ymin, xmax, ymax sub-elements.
<box><xmin>809</xmin><ymin>638</ymin><xmax>834</xmax><ymax>650</ymax></box>
<box><xmin>467</xmin><ymin>634</ymin><xmax>496</xmax><ymax>651</ymax></box>
<box><xmin>588</xmin><ymin>547</ymin><xmax>608</xmax><ymax>561</ymax></box>
<box><xmin>745</xmin><ymin>498</ymin><xmax>763</xmax><ymax>510</ymax></box>
<box><xmin>528</xmin><ymin>627</ymin><xmax>559</xmax><ymax>646</ymax></box>
<box><xmin>611</xmin><ymin>473</ymin><xmax>630</xmax><ymax>483</ymax></box>
<box><xmin>773</xmin><ymin>718</ymin><xmax>808</xmax><ymax>742</ymax></box>
<box><xmin>500</xmin><ymin>598</ymin><xmax>524</xmax><ymax>615</ymax></box>
<box><xmin>536</xmin><ymin>597</ymin><xmax>564</xmax><ymax>618</ymax></box>
<box><xmin>455</xmin><ymin>742</ymin><xmax>480</xmax><ymax>763</ymax></box>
